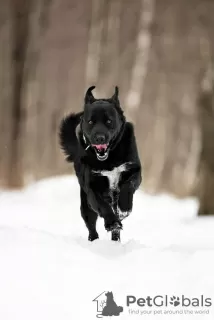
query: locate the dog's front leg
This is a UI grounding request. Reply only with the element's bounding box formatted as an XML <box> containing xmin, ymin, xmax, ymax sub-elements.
<box><xmin>84</xmin><ymin>166</ymin><xmax>122</xmax><ymax>239</ymax></box>
<box><xmin>117</xmin><ymin>184</ymin><xmax>134</xmax><ymax>221</ymax></box>
<box><xmin>87</xmin><ymin>190</ymin><xmax>122</xmax><ymax>234</ymax></box>
<box><xmin>118</xmin><ymin>168</ymin><xmax>142</xmax><ymax>220</ymax></box>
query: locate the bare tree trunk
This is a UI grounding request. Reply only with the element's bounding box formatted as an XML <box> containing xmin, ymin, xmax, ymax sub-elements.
<box><xmin>85</xmin><ymin>0</ymin><xmax>106</xmax><ymax>87</ymax></box>
<box><xmin>198</xmin><ymin>66</ymin><xmax>214</xmax><ymax>215</ymax></box>
<box><xmin>98</xmin><ymin>0</ymin><xmax>121</xmax><ymax>97</ymax></box>
<box><xmin>125</xmin><ymin>0</ymin><xmax>155</xmax><ymax>124</ymax></box>
<box><xmin>20</xmin><ymin>0</ymin><xmax>51</xmax><ymax>184</ymax></box>
<box><xmin>118</xmin><ymin>0</ymin><xmax>142</xmax><ymax>106</ymax></box>
<box><xmin>196</xmin><ymin>0</ymin><xmax>214</xmax><ymax>215</ymax></box>
<box><xmin>8</xmin><ymin>0</ymin><xmax>32</xmax><ymax>187</ymax></box>
<box><xmin>0</xmin><ymin>0</ymin><xmax>14</xmax><ymax>187</ymax></box>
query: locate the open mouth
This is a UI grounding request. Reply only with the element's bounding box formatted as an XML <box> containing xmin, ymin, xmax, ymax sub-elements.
<box><xmin>91</xmin><ymin>143</ymin><xmax>109</xmax><ymax>161</ymax></box>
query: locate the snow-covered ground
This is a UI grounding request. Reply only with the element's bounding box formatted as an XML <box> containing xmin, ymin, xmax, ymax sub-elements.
<box><xmin>0</xmin><ymin>176</ymin><xmax>214</xmax><ymax>320</ymax></box>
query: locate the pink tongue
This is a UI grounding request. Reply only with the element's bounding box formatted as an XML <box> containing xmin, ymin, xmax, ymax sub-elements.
<box><xmin>92</xmin><ymin>144</ymin><xmax>107</xmax><ymax>151</ymax></box>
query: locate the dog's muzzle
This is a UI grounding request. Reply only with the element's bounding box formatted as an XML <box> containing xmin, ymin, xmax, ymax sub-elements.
<box><xmin>92</xmin><ymin>143</ymin><xmax>109</xmax><ymax>161</ymax></box>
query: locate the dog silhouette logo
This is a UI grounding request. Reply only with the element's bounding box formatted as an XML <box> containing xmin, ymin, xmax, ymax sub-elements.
<box><xmin>93</xmin><ymin>291</ymin><xmax>123</xmax><ymax>318</ymax></box>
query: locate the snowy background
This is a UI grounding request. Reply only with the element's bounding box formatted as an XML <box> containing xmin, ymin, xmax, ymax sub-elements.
<box><xmin>0</xmin><ymin>176</ymin><xmax>214</xmax><ymax>320</ymax></box>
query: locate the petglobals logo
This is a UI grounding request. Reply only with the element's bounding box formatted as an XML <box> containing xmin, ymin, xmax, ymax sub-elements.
<box><xmin>93</xmin><ymin>291</ymin><xmax>123</xmax><ymax>318</ymax></box>
<box><xmin>92</xmin><ymin>292</ymin><xmax>212</xmax><ymax>318</ymax></box>
<box><xmin>126</xmin><ymin>295</ymin><xmax>212</xmax><ymax>308</ymax></box>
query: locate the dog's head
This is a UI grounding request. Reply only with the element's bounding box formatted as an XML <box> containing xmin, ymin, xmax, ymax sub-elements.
<box><xmin>81</xmin><ymin>86</ymin><xmax>125</xmax><ymax>161</ymax></box>
<box><xmin>105</xmin><ymin>291</ymin><xmax>113</xmax><ymax>299</ymax></box>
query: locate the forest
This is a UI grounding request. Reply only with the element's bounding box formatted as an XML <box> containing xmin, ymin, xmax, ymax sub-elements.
<box><xmin>1</xmin><ymin>0</ymin><xmax>214</xmax><ymax>215</ymax></box>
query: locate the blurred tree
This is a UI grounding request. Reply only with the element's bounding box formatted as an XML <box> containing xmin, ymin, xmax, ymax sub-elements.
<box><xmin>0</xmin><ymin>0</ymin><xmax>13</xmax><ymax>188</ymax></box>
<box><xmin>9</xmin><ymin>0</ymin><xmax>31</xmax><ymax>187</ymax></box>
<box><xmin>125</xmin><ymin>0</ymin><xmax>155</xmax><ymax>124</ymax></box>
<box><xmin>198</xmin><ymin>66</ymin><xmax>214</xmax><ymax>215</ymax></box>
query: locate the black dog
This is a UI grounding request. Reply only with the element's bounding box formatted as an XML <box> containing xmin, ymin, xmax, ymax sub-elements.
<box><xmin>59</xmin><ymin>86</ymin><xmax>141</xmax><ymax>241</ymax></box>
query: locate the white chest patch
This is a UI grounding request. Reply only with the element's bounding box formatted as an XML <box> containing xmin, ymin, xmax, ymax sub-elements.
<box><xmin>92</xmin><ymin>162</ymin><xmax>132</xmax><ymax>190</ymax></box>
<box><xmin>100</xmin><ymin>164</ymin><xmax>127</xmax><ymax>189</ymax></box>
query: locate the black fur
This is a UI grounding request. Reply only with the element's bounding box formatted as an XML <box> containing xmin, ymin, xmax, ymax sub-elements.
<box><xmin>59</xmin><ymin>86</ymin><xmax>142</xmax><ymax>241</ymax></box>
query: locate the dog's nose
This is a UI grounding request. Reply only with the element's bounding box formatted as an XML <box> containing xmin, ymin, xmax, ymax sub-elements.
<box><xmin>95</xmin><ymin>133</ymin><xmax>106</xmax><ymax>144</ymax></box>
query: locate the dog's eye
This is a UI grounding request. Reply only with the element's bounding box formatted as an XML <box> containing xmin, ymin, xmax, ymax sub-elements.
<box><xmin>88</xmin><ymin>120</ymin><xmax>93</xmax><ymax>125</ymax></box>
<box><xmin>106</xmin><ymin>119</ymin><xmax>112</xmax><ymax>124</ymax></box>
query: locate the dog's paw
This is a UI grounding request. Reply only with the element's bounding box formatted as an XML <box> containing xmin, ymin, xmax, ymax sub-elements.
<box><xmin>88</xmin><ymin>232</ymin><xmax>99</xmax><ymax>241</ymax></box>
<box><xmin>111</xmin><ymin>229</ymin><xmax>121</xmax><ymax>241</ymax></box>
<box><xmin>118</xmin><ymin>208</ymin><xmax>130</xmax><ymax>221</ymax></box>
<box><xmin>105</xmin><ymin>220</ymin><xmax>123</xmax><ymax>232</ymax></box>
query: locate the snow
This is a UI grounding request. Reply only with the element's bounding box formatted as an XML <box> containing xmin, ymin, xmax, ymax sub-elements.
<box><xmin>0</xmin><ymin>176</ymin><xmax>214</xmax><ymax>320</ymax></box>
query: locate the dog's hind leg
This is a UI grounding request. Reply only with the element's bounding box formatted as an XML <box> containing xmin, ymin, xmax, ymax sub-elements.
<box><xmin>80</xmin><ymin>188</ymin><xmax>99</xmax><ymax>241</ymax></box>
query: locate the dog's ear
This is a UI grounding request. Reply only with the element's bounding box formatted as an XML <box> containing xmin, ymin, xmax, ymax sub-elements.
<box><xmin>85</xmin><ymin>86</ymin><xmax>96</xmax><ymax>104</ymax></box>
<box><xmin>111</xmin><ymin>86</ymin><xmax>119</xmax><ymax>102</ymax></box>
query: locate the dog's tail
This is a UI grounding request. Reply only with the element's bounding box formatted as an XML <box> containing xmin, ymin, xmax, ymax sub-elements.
<box><xmin>59</xmin><ymin>112</ymin><xmax>83</xmax><ymax>162</ymax></box>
